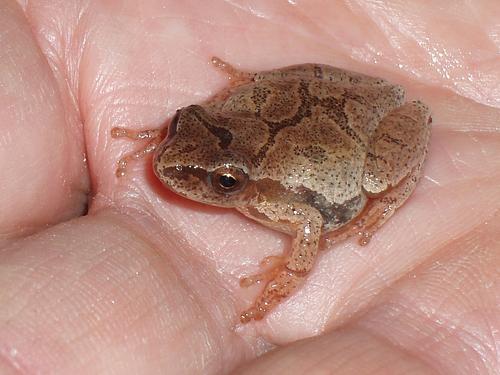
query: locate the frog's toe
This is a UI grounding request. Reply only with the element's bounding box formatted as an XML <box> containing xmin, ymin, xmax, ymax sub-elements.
<box><xmin>259</xmin><ymin>255</ymin><xmax>286</xmax><ymax>268</ymax></box>
<box><xmin>240</xmin><ymin>306</ymin><xmax>265</xmax><ymax>323</ymax></box>
<box><xmin>239</xmin><ymin>256</ymin><xmax>287</xmax><ymax>288</ymax></box>
<box><xmin>239</xmin><ymin>268</ymin><xmax>279</xmax><ymax>287</ymax></box>
<box><xmin>116</xmin><ymin>158</ymin><xmax>128</xmax><ymax>177</ymax></box>
<box><xmin>240</xmin><ymin>269</ymin><xmax>305</xmax><ymax>323</ymax></box>
<box><xmin>357</xmin><ymin>230</ymin><xmax>374</xmax><ymax>246</ymax></box>
<box><xmin>239</xmin><ymin>275</ymin><xmax>261</xmax><ymax>287</ymax></box>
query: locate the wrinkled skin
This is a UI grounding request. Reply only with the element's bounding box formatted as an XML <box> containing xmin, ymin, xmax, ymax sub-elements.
<box><xmin>0</xmin><ymin>0</ymin><xmax>499</xmax><ymax>374</ymax></box>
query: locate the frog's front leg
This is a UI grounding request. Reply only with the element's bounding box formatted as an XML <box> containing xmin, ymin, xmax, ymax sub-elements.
<box><xmin>239</xmin><ymin>202</ymin><xmax>323</xmax><ymax>323</ymax></box>
<box><xmin>111</xmin><ymin>127</ymin><xmax>165</xmax><ymax>177</ymax></box>
<box><xmin>211</xmin><ymin>56</ymin><xmax>255</xmax><ymax>86</ymax></box>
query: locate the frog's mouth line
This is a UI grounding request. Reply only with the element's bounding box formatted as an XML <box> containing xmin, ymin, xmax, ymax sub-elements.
<box><xmin>156</xmin><ymin>165</ymin><xmax>208</xmax><ymax>184</ymax></box>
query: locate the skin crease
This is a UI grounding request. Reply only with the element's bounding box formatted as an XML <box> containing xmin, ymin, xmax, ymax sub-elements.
<box><xmin>0</xmin><ymin>0</ymin><xmax>499</xmax><ymax>374</ymax></box>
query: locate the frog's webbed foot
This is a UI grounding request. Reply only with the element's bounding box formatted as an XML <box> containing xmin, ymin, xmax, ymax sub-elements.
<box><xmin>240</xmin><ymin>269</ymin><xmax>305</xmax><ymax>323</ymax></box>
<box><xmin>239</xmin><ymin>202</ymin><xmax>323</xmax><ymax>323</ymax></box>
<box><xmin>323</xmin><ymin>199</ymin><xmax>381</xmax><ymax>247</ymax></box>
<box><xmin>111</xmin><ymin>127</ymin><xmax>164</xmax><ymax>177</ymax></box>
<box><xmin>325</xmin><ymin>164</ymin><xmax>428</xmax><ymax>248</ymax></box>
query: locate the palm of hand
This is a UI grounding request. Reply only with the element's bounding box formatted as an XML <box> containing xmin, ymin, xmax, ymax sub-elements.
<box><xmin>1</xmin><ymin>1</ymin><xmax>499</xmax><ymax>374</ymax></box>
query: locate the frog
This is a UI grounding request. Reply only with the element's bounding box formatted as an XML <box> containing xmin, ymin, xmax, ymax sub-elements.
<box><xmin>111</xmin><ymin>56</ymin><xmax>432</xmax><ymax>323</ymax></box>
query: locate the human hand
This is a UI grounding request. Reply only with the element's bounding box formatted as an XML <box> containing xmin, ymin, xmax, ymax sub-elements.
<box><xmin>1</xmin><ymin>1</ymin><xmax>499</xmax><ymax>374</ymax></box>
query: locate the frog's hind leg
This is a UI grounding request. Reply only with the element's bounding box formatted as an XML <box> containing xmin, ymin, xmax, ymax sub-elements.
<box><xmin>111</xmin><ymin>127</ymin><xmax>164</xmax><ymax>177</ymax></box>
<box><xmin>326</xmin><ymin>100</ymin><xmax>432</xmax><ymax>246</ymax></box>
<box><xmin>207</xmin><ymin>57</ymin><xmax>256</xmax><ymax>107</ymax></box>
<box><xmin>324</xmin><ymin>177</ymin><xmax>416</xmax><ymax>247</ymax></box>
<box><xmin>363</xmin><ymin>101</ymin><xmax>431</xmax><ymax>194</ymax></box>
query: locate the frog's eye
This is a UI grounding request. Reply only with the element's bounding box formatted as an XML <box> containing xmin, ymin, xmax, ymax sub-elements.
<box><xmin>210</xmin><ymin>166</ymin><xmax>248</xmax><ymax>194</ymax></box>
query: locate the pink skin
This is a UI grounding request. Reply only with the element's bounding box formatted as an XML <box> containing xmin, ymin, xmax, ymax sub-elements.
<box><xmin>1</xmin><ymin>0</ymin><xmax>499</xmax><ymax>374</ymax></box>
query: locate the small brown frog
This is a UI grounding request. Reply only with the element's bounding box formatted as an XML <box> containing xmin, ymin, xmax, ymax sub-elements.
<box><xmin>111</xmin><ymin>57</ymin><xmax>431</xmax><ymax>323</ymax></box>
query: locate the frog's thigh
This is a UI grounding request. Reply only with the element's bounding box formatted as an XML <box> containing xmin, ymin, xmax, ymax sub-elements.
<box><xmin>330</xmin><ymin>101</ymin><xmax>431</xmax><ymax>245</ymax></box>
<box><xmin>255</xmin><ymin>63</ymin><xmax>391</xmax><ymax>86</ymax></box>
<box><xmin>240</xmin><ymin>202</ymin><xmax>323</xmax><ymax>322</ymax></box>
<box><xmin>363</xmin><ymin>100</ymin><xmax>431</xmax><ymax>194</ymax></box>
<box><xmin>327</xmin><ymin>164</ymin><xmax>425</xmax><ymax>247</ymax></box>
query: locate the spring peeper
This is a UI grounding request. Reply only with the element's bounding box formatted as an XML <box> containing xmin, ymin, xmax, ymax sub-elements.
<box><xmin>111</xmin><ymin>57</ymin><xmax>431</xmax><ymax>323</ymax></box>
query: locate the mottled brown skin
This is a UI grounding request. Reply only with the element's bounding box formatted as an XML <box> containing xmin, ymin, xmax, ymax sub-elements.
<box><xmin>111</xmin><ymin>57</ymin><xmax>431</xmax><ymax>323</ymax></box>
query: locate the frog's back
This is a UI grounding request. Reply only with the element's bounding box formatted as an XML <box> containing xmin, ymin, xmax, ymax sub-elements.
<box><xmin>254</xmin><ymin>90</ymin><xmax>369</xmax><ymax>231</ymax></box>
<box><xmin>220</xmin><ymin>73</ymin><xmax>403</xmax><ymax>204</ymax></box>
<box><xmin>221</xmin><ymin>68</ymin><xmax>405</xmax><ymax>148</ymax></box>
<box><xmin>214</xmin><ymin>65</ymin><xmax>407</xmax><ymax>229</ymax></box>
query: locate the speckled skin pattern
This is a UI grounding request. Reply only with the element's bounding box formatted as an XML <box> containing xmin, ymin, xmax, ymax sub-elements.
<box><xmin>113</xmin><ymin>58</ymin><xmax>432</xmax><ymax>323</ymax></box>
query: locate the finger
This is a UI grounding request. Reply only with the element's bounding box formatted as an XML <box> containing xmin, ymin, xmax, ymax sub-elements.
<box><xmin>0</xmin><ymin>0</ymin><xmax>88</xmax><ymax>244</ymax></box>
<box><xmin>236</xmin><ymin>219</ymin><xmax>500</xmax><ymax>374</ymax></box>
<box><xmin>234</xmin><ymin>328</ymin><xmax>435</xmax><ymax>375</ymax></box>
<box><xmin>354</xmin><ymin>218</ymin><xmax>500</xmax><ymax>374</ymax></box>
<box><xmin>0</xmin><ymin>209</ymin><xmax>246</xmax><ymax>374</ymax></box>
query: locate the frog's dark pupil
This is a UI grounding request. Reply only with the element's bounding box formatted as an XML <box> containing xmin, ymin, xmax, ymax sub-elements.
<box><xmin>219</xmin><ymin>174</ymin><xmax>237</xmax><ymax>188</ymax></box>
